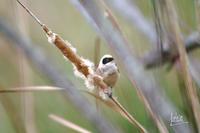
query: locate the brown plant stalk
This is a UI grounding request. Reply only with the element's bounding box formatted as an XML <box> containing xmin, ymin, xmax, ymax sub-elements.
<box><xmin>16</xmin><ymin>0</ymin><xmax>147</xmax><ymax>132</ymax></box>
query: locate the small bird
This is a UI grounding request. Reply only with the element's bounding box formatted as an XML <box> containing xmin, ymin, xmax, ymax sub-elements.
<box><xmin>96</xmin><ymin>55</ymin><xmax>119</xmax><ymax>98</ymax></box>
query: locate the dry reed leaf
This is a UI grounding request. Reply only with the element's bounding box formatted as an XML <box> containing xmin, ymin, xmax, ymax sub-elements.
<box><xmin>0</xmin><ymin>86</ymin><xmax>64</xmax><ymax>93</ymax></box>
<box><xmin>49</xmin><ymin>114</ymin><xmax>91</xmax><ymax>133</ymax></box>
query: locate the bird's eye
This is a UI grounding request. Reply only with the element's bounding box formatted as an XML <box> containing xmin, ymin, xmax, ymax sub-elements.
<box><xmin>102</xmin><ymin>57</ymin><xmax>114</xmax><ymax>64</ymax></box>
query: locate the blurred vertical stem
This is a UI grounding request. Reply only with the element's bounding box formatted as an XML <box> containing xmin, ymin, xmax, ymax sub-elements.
<box><xmin>151</xmin><ymin>0</ymin><xmax>163</xmax><ymax>54</ymax></box>
<box><xmin>94</xmin><ymin>37</ymin><xmax>101</xmax><ymax>111</ymax></box>
<box><xmin>164</xmin><ymin>0</ymin><xmax>200</xmax><ymax>132</ymax></box>
<box><xmin>94</xmin><ymin>37</ymin><xmax>101</xmax><ymax>69</ymax></box>
<box><xmin>14</xmin><ymin>0</ymin><xmax>37</xmax><ymax>133</ymax></box>
<box><xmin>194</xmin><ymin>0</ymin><xmax>200</xmax><ymax>31</ymax></box>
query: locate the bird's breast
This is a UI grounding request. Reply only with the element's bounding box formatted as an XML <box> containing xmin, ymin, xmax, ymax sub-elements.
<box><xmin>103</xmin><ymin>72</ymin><xmax>119</xmax><ymax>88</ymax></box>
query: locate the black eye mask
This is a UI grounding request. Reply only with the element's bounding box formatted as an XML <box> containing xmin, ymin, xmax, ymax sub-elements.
<box><xmin>102</xmin><ymin>57</ymin><xmax>114</xmax><ymax>64</ymax></box>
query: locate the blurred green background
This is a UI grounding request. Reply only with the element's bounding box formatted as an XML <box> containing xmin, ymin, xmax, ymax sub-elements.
<box><xmin>0</xmin><ymin>0</ymin><xmax>199</xmax><ymax>132</ymax></box>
